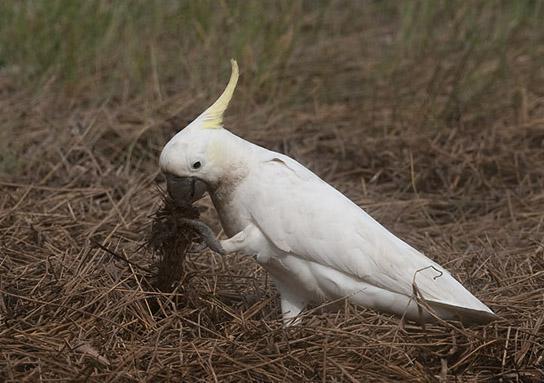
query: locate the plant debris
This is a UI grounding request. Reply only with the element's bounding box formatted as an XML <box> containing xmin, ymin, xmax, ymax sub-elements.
<box><xmin>148</xmin><ymin>192</ymin><xmax>200</xmax><ymax>293</ymax></box>
<box><xmin>148</xmin><ymin>191</ymin><xmax>223</xmax><ymax>293</ymax></box>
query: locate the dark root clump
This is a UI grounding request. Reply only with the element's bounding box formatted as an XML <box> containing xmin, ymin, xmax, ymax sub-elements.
<box><xmin>148</xmin><ymin>192</ymin><xmax>201</xmax><ymax>293</ymax></box>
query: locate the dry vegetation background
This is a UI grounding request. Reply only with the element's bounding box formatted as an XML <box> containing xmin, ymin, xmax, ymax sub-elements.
<box><xmin>1</xmin><ymin>1</ymin><xmax>544</xmax><ymax>381</ymax></box>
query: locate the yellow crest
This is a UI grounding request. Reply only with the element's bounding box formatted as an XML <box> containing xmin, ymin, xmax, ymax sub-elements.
<box><xmin>201</xmin><ymin>59</ymin><xmax>239</xmax><ymax>129</ymax></box>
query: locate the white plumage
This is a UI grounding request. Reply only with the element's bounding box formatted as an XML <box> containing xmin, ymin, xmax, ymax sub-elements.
<box><xmin>160</xmin><ymin>60</ymin><xmax>497</xmax><ymax>325</ymax></box>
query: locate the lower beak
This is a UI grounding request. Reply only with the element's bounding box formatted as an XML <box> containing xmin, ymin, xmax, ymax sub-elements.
<box><xmin>165</xmin><ymin>175</ymin><xmax>208</xmax><ymax>204</ymax></box>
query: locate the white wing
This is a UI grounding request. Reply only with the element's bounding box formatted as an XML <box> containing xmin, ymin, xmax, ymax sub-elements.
<box><xmin>244</xmin><ymin>151</ymin><xmax>495</xmax><ymax>320</ymax></box>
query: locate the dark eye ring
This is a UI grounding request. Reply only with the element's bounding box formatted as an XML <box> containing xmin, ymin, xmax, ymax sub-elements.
<box><xmin>192</xmin><ymin>161</ymin><xmax>201</xmax><ymax>169</ymax></box>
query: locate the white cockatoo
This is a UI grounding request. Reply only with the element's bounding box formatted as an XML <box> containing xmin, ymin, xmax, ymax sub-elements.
<box><xmin>160</xmin><ymin>60</ymin><xmax>497</xmax><ymax>325</ymax></box>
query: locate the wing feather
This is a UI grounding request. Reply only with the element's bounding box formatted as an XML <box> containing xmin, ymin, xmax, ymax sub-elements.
<box><xmin>245</xmin><ymin>153</ymin><xmax>493</xmax><ymax>315</ymax></box>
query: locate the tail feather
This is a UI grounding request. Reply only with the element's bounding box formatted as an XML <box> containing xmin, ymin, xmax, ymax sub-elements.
<box><xmin>427</xmin><ymin>299</ymin><xmax>499</xmax><ymax>325</ymax></box>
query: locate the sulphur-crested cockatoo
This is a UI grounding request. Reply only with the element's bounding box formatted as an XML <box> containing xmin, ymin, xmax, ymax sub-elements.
<box><xmin>160</xmin><ymin>60</ymin><xmax>497</xmax><ymax>325</ymax></box>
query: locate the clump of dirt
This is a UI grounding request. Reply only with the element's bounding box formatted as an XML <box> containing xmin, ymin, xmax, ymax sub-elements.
<box><xmin>148</xmin><ymin>193</ymin><xmax>201</xmax><ymax>293</ymax></box>
<box><xmin>147</xmin><ymin>191</ymin><xmax>224</xmax><ymax>296</ymax></box>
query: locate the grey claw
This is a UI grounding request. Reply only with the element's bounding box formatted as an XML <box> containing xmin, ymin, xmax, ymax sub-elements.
<box><xmin>178</xmin><ymin>218</ymin><xmax>225</xmax><ymax>255</ymax></box>
<box><xmin>187</xmin><ymin>242</ymin><xmax>207</xmax><ymax>254</ymax></box>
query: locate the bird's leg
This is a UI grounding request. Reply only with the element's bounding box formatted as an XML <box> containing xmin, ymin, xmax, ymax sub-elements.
<box><xmin>280</xmin><ymin>293</ymin><xmax>308</xmax><ymax>326</ymax></box>
<box><xmin>219</xmin><ymin>230</ymin><xmax>249</xmax><ymax>254</ymax></box>
<box><xmin>219</xmin><ymin>224</ymin><xmax>264</xmax><ymax>256</ymax></box>
<box><xmin>275</xmin><ymin>281</ymin><xmax>308</xmax><ymax>326</ymax></box>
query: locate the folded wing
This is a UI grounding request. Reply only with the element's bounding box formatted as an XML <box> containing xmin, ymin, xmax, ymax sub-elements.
<box><xmin>245</xmin><ymin>153</ymin><xmax>495</xmax><ymax>322</ymax></box>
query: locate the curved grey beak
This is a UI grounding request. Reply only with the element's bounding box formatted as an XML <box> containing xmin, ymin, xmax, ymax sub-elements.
<box><xmin>165</xmin><ymin>174</ymin><xmax>208</xmax><ymax>204</ymax></box>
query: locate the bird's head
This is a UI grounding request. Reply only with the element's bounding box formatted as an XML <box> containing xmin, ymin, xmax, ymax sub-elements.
<box><xmin>159</xmin><ymin>60</ymin><xmax>240</xmax><ymax>204</ymax></box>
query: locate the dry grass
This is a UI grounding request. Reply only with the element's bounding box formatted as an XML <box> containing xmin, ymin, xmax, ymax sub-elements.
<box><xmin>1</xmin><ymin>2</ymin><xmax>544</xmax><ymax>382</ymax></box>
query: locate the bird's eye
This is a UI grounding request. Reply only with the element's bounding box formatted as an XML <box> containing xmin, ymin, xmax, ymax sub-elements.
<box><xmin>192</xmin><ymin>161</ymin><xmax>201</xmax><ymax>169</ymax></box>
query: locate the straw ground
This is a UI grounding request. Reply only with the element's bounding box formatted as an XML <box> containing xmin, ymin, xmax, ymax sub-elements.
<box><xmin>1</xmin><ymin>1</ymin><xmax>543</xmax><ymax>381</ymax></box>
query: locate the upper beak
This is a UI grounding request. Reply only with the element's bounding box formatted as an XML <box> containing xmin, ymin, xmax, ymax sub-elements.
<box><xmin>165</xmin><ymin>174</ymin><xmax>208</xmax><ymax>204</ymax></box>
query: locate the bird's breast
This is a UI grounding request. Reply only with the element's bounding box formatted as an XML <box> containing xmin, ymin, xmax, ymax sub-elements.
<box><xmin>210</xmin><ymin>190</ymin><xmax>250</xmax><ymax>237</ymax></box>
<box><xmin>209</xmin><ymin>164</ymin><xmax>251</xmax><ymax>236</ymax></box>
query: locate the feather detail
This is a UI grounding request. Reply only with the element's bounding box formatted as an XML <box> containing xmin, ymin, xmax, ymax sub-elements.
<box><xmin>200</xmin><ymin>59</ymin><xmax>239</xmax><ymax>129</ymax></box>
